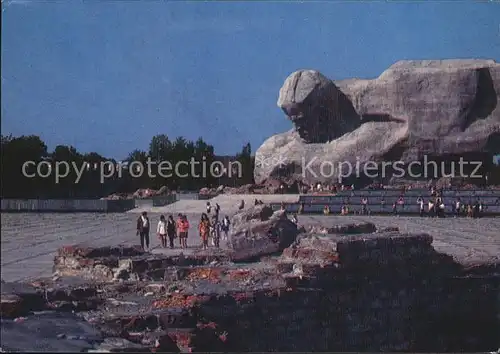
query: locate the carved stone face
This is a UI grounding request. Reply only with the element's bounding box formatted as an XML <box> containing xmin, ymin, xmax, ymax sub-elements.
<box><xmin>280</xmin><ymin>102</ymin><xmax>318</xmax><ymax>142</ymax></box>
<box><xmin>278</xmin><ymin>70</ymin><xmax>359</xmax><ymax>144</ymax></box>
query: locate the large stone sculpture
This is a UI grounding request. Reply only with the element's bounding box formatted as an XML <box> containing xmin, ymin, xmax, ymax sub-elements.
<box><xmin>254</xmin><ymin>60</ymin><xmax>500</xmax><ymax>184</ymax></box>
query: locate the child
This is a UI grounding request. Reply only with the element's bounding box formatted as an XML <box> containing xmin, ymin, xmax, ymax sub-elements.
<box><xmin>157</xmin><ymin>215</ymin><xmax>167</xmax><ymax>248</ymax></box>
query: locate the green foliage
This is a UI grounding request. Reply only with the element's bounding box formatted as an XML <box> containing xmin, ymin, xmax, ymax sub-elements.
<box><xmin>0</xmin><ymin>134</ymin><xmax>255</xmax><ymax>198</ymax></box>
<box><xmin>235</xmin><ymin>142</ymin><xmax>254</xmax><ymax>185</ymax></box>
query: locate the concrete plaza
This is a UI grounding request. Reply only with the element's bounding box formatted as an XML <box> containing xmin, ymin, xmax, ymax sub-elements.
<box><xmin>2</xmin><ymin>210</ymin><xmax>499</xmax><ymax>282</ymax></box>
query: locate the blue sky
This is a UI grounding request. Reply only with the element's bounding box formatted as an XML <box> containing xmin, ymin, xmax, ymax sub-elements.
<box><xmin>2</xmin><ymin>0</ymin><xmax>499</xmax><ymax>160</ymax></box>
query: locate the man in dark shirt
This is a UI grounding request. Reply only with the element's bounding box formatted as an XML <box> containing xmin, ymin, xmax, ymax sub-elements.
<box><xmin>136</xmin><ymin>211</ymin><xmax>150</xmax><ymax>251</ymax></box>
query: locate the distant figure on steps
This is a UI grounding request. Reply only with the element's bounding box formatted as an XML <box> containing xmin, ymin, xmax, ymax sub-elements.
<box><xmin>428</xmin><ymin>200</ymin><xmax>435</xmax><ymax>217</ymax></box>
<box><xmin>417</xmin><ymin>197</ymin><xmax>425</xmax><ymax>217</ymax></box>
<box><xmin>221</xmin><ymin>216</ymin><xmax>231</xmax><ymax>241</ymax></box>
<box><xmin>238</xmin><ymin>200</ymin><xmax>245</xmax><ymax>210</ymax></box>
<box><xmin>298</xmin><ymin>202</ymin><xmax>305</xmax><ymax>214</ymax></box>
<box><xmin>392</xmin><ymin>202</ymin><xmax>398</xmax><ymax>216</ymax></box>
<box><xmin>361</xmin><ymin>197</ymin><xmax>368</xmax><ymax>215</ymax></box>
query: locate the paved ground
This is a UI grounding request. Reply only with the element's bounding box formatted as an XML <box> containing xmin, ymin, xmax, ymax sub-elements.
<box><xmin>128</xmin><ymin>194</ymin><xmax>300</xmax><ymax>214</ymax></box>
<box><xmin>2</xmin><ymin>211</ymin><xmax>499</xmax><ymax>282</ymax></box>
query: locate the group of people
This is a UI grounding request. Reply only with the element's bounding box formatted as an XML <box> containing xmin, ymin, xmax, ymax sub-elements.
<box><xmin>136</xmin><ymin>212</ymin><xmax>190</xmax><ymax>251</ymax></box>
<box><xmin>300</xmin><ymin>182</ymin><xmax>356</xmax><ymax>194</ymax></box>
<box><xmin>417</xmin><ymin>196</ymin><xmax>486</xmax><ymax>218</ymax></box>
<box><xmin>288</xmin><ymin>192</ymin><xmax>489</xmax><ymax>218</ymax></box>
<box><xmin>200</xmin><ymin>202</ymin><xmax>231</xmax><ymax>250</ymax></box>
<box><xmin>135</xmin><ymin>206</ymin><xmax>231</xmax><ymax>251</ymax></box>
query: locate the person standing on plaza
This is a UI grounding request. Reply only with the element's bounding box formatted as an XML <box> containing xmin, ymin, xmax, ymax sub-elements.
<box><xmin>180</xmin><ymin>215</ymin><xmax>190</xmax><ymax>249</ymax></box>
<box><xmin>176</xmin><ymin>214</ymin><xmax>190</xmax><ymax>249</ymax></box>
<box><xmin>156</xmin><ymin>215</ymin><xmax>168</xmax><ymax>248</ymax></box>
<box><xmin>214</xmin><ymin>203</ymin><xmax>221</xmax><ymax>222</ymax></box>
<box><xmin>199</xmin><ymin>213</ymin><xmax>211</xmax><ymax>250</ymax></box>
<box><xmin>136</xmin><ymin>211</ymin><xmax>150</xmax><ymax>251</ymax></box>
<box><xmin>222</xmin><ymin>215</ymin><xmax>231</xmax><ymax>241</ymax></box>
<box><xmin>361</xmin><ymin>197</ymin><xmax>368</xmax><ymax>215</ymax></box>
<box><xmin>166</xmin><ymin>215</ymin><xmax>177</xmax><ymax>249</ymax></box>
<box><xmin>211</xmin><ymin>215</ymin><xmax>221</xmax><ymax>248</ymax></box>
<box><xmin>176</xmin><ymin>214</ymin><xmax>184</xmax><ymax>247</ymax></box>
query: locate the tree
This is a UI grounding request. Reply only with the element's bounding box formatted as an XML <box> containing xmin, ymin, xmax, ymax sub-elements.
<box><xmin>127</xmin><ymin>149</ymin><xmax>148</xmax><ymax>163</ymax></box>
<box><xmin>1</xmin><ymin>135</ymin><xmax>48</xmax><ymax>197</ymax></box>
<box><xmin>193</xmin><ymin>137</ymin><xmax>216</xmax><ymax>189</ymax></box>
<box><xmin>80</xmin><ymin>152</ymin><xmax>109</xmax><ymax>198</ymax></box>
<box><xmin>236</xmin><ymin>142</ymin><xmax>254</xmax><ymax>185</ymax></box>
<box><xmin>47</xmin><ymin>145</ymin><xmax>80</xmax><ymax>197</ymax></box>
<box><xmin>0</xmin><ymin>133</ymin><xmax>255</xmax><ymax>197</ymax></box>
<box><xmin>148</xmin><ymin>134</ymin><xmax>173</xmax><ymax>189</ymax></box>
<box><xmin>148</xmin><ymin>134</ymin><xmax>172</xmax><ymax>162</ymax></box>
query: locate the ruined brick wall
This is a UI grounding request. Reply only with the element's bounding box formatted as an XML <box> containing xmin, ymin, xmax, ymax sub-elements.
<box><xmin>191</xmin><ymin>270</ymin><xmax>499</xmax><ymax>351</ymax></box>
<box><xmin>46</xmin><ymin>238</ymin><xmax>500</xmax><ymax>352</ymax></box>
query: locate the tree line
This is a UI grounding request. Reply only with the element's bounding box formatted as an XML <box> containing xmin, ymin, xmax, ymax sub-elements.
<box><xmin>1</xmin><ymin>134</ymin><xmax>255</xmax><ymax>199</ymax></box>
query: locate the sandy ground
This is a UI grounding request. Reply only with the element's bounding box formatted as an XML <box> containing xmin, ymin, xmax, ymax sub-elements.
<box><xmin>1</xmin><ymin>212</ymin><xmax>499</xmax><ymax>282</ymax></box>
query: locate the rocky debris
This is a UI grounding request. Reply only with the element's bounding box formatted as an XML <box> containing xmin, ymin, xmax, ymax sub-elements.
<box><xmin>227</xmin><ymin>206</ymin><xmax>299</xmax><ymax>262</ymax></box>
<box><xmin>4</xmin><ymin>219</ymin><xmax>500</xmax><ymax>352</ymax></box>
<box><xmin>308</xmin><ymin>222</ymin><xmax>386</xmax><ymax>235</ymax></box>
<box><xmin>1</xmin><ymin>312</ymin><xmax>103</xmax><ymax>352</ymax></box>
<box><xmin>255</xmin><ymin>59</ymin><xmax>500</xmax><ymax>184</ymax></box>
<box><xmin>0</xmin><ymin>283</ymin><xmax>46</xmax><ymax>317</ymax></box>
<box><xmin>200</xmin><ymin>184</ymin><xmax>258</xmax><ymax>195</ymax></box>
<box><xmin>58</xmin><ymin>245</ymin><xmax>145</xmax><ymax>259</ymax></box>
<box><xmin>230</xmin><ymin>204</ymin><xmax>274</xmax><ymax>227</ymax></box>
<box><xmin>327</xmin><ymin>222</ymin><xmax>377</xmax><ymax>234</ymax></box>
<box><xmin>103</xmin><ymin>186</ymin><xmax>170</xmax><ymax>200</ymax></box>
<box><xmin>377</xmin><ymin>226</ymin><xmax>400</xmax><ymax>233</ymax></box>
<box><xmin>54</xmin><ymin>246</ymin><xmax>231</xmax><ymax>282</ymax></box>
<box><xmin>308</xmin><ymin>225</ymin><xmax>329</xmax><ymax>234</ymax></box>
<box><xmin>199</xmin><ymin>183</ymin><xmax>276</xmax><ymax>195</ymax></box>
<box><xmin>101</xmin><ymin>193</ymin><xmax>132</xmax><ymax>201</ymax></box>
<box><xmin>199</xmin><ymin>179</ymin><xmax>309</xmax><ymax>195</ymax></box>
<box><xmin>91</xmin><ymin>338</ymin><xmax>151</xmax><ymax>352</ymax></box>
<box><xmin>199</xmin><ymin>186</ymin><xmax>224</xmax><ymax>195</ymax></box>
<box><xmin>112</xmin><ymin>260</ymin><xmax>136</xmax><ymax>282</ymax></box>
<box><xmin>280</xmin><ymin>231</ymin><xmax>440</xmax><ymax>271</ymax></box>
<box><xmin>0</xmin><ymin>294</ymin><xmax>24</xmax><ymax>317</ymax></box>
<box><xmin>54</xmin><ymin>245</ymin><xmax>143</xmax><ymax>281</ymax></box>
<box><xmin>132</xmin><ymin>188</ymin><xmax>160</xmax><ymax>199</ymax></box>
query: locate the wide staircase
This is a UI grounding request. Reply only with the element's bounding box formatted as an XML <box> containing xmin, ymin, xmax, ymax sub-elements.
<box><xmin>130</xmin><ymin>194</ymin><xmax>300</xmax><ymax>215</ymax></box>
<box><xmin>270</xmin><ymin>189</ymin><xmax>500</xmax><ymax>216</ymax></box>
